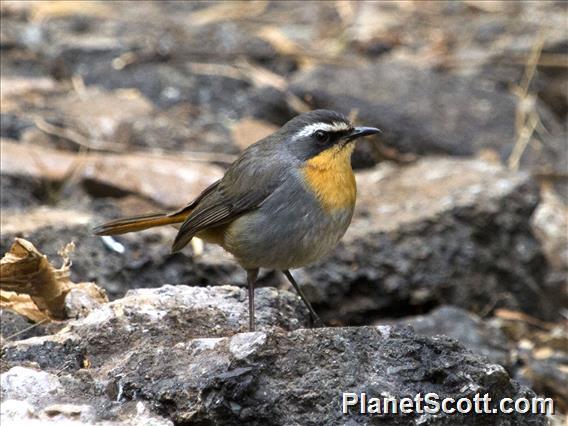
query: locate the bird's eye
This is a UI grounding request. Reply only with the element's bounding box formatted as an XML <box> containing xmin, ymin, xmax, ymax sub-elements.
<box><xmin>314</xmin><ymin>130</ymin><xmax>329</xmax><ymax>144</ymax></box>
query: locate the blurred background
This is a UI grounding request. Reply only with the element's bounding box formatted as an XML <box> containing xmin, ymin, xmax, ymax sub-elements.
<box><xmin>0</xmin><ymin>0</ymin><xmax>566</xmax><ymax>420</ymax></box>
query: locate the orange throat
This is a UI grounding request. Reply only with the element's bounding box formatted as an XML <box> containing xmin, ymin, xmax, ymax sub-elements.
<box><xmin>302</xmin><ymin>144</ymin><xmax>356</xmax><ymax>212</ymax></box>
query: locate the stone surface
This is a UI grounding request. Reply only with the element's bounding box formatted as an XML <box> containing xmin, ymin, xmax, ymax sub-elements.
<box><xmin>0</xmin><ymin>171</ymin><xmax>44</xmax><ymax>210</ymax></box>
<box><xmin>0</xmin><ymin>366</ymin><xmax>62</xmax><ymax>406</ymax></box>
<box><xmin>1</xmin><ymin>386</ymin><xmax>172</xmax><ymax>426</ymax></box>
<box><xmin>0</xmin><ymin>287</ymin><xmax>546</xmax><ymax>425</ymax></box>
<box><xmin>531</xmin><ymin>187</ymin><xmax>568</xmax><ymax>271</ymax></box>
<box><xmin>0</xmin><ymin>309</ymin><xmax>49</xmax><ymax>341</ymax></box>
<box><xmin>1</xmin><ymin>286</ymin><xmax>309</xmax><ymax>371</ymax></box>
<box><xmin>379</xmin><ymin>306</ymin><xmax>511</xmax><ymax>368</ymax></box>
<box><xmin>49</xmin><ymin>87</ymin><xmax>154</xmax><ymax>143</ymax></box>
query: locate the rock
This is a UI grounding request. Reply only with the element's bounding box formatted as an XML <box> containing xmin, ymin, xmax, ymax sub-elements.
<box><xmin>245</xmin><ymin>86</ymin><xmax>299</xmax><ymax>125</ymax></box>
<box><xmin>0</xmin><ymin>294</ymin><xmax>547</xmax><ymax>425</ymax></box>
<box><xmin>490</xmin><ymin>311</ymin><xmax>568</xmax><ymax>414</ymax></box>
<box><xmin>99</xmin><ymin>326</ymin><xmax>545</xmax><ymax>425</ymax></box>
<box><xmin>79</xmin><ymin>150</ymin><xmax>223</xmax><ymax>207</ymax></box>
<box><xmin>0</xmin><ymin>399</ymin><xmax>173</xmax><ymax>425</ymax></box>
<box><xmin>40</xmin><ymin>7</ymin><xmax>276</xmax><ymax>110</ymax></box>
<box><xmin>187</xmin><ymin>21</ymin><xmax>294</xmax><ymax>74</ymax></box>
<box><xmin>291</xmin><ymin>58</ymin><xmax>564</xmax><ymax>172</ymax></box>
<box><xmin>1</xmin><ymin>286</ymin><xmax>309</xmax><ymax>371</ymax></box>
<box><xmin>0</xmin><ymin>309</ymin><xmax>49</xmax><ymax>341</ymax></box>
<box><xmin>382</xmin><ymin>307</ymin><xmax>568</xmax><ymax>413</ymax></box>
<box><xmin>530</xmin><ymin>186</ymin><xmax>568</xmax><ymax>313</ymax></box>
<box><xmin>531</xmin><ymin>187</ymin><xmax>568</xmax><ymax>271</ymax></box>
<box><xmin>0</xmin><ymin>113</ymin><xmax>34</xmax><ymax>140</ymax></box>
<box><xmin>302</xmin><ymin>157</ymin><xmax>558</xmax><ymax>322</ymax></box>
<box><xmin>0</xmin><ymin>399</ymin><xmax>37</xmax><ymax>424</ymax></box>
<box><xmin>1</xmin><ymin>139</ymin><xmax>75</xmax><ymax>181</ymax></box>
<box><xmin>64</xmin><ymin>283</ymin><xmax>108</xmax><ymax>319</ymax></box>
<box><xmin>0</xmin><ymin>367</ymin><xmax>62</xmax><ymax>406</ymax></box>
<box><xmin>40</xmin><ymin>403</ymin><xmax>96</xmax><ymax>423</ymax></box>
<box><xmin>519</xmin><ymin>356</ymin><xmax>568</xmax><ymax>414</ymax></box>
<box><xmin>379</xmin><ymin>306</ymin><xmax>511</xmax><ymax>367</ymax></box>
<box><xmin>122</xmin><ymin>105</ymin><xmax>239</xmax><ymax>156</ymax></box>
<box><xmin>229</xmin><ymin>331</ymin><xmax>268</xmax><ymax>360</ymax></box>
<box><xmin>1</xmin><ymin>389</ymin><xmax>172</xmax><ymax>426</ymax></box>
<box><xmin>89</xmin><ymin>60</ymin><xmax>252</xmax><ymax>114</ymax></box>
<box><xmin>0</xmin><ymin>173</ymin><xmax>44</xmax><ymax>211</ymax></box>
<box><xmin>49</xmin><ymin>87</ymin><xmax>154</xmax><ymax>143</ymax></box>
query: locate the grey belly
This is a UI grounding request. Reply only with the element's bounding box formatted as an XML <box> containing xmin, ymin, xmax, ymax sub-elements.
<box><xmin>223</xmin><ymin>186</ymin><xmax>353</xmax><ymax>270</ymax></box>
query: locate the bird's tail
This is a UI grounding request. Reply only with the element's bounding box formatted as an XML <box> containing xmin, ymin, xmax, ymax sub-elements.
<box><xmin>93</xmin><ymin>211</ymin><xmax>188</xmax><ymax>236</ymax></box>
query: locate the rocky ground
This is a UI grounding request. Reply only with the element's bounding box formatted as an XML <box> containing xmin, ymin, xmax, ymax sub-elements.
<box><xmin>1</xmin><ymin>1</ymin><xmax>566</xmax><ymax>425</ymax></box>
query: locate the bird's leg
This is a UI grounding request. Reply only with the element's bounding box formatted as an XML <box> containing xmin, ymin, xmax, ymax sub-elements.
<box><xmin>282</xmin><ymin>270</ymin><xmax>324</xmax><ymax>328</ymax></box>
<box><xmin>246</xmin><ymin>268</ymin><xmax>259</xmax><ymax>331</ymax></box>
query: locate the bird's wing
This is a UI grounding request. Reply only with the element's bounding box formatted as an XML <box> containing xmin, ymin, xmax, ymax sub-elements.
<box><xmin>167</xmin><ymin>179</ymin><xmax>222</xmax><ymax>218</ymax></box>
<box><xmin>171</xmin><ymin>141</ymin><xmax>285</xmax><ymax>252</ymax></box>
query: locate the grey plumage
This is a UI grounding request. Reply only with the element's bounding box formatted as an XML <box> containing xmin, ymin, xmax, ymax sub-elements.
<box><xmin>224</xmin><ymin>166</ymin><xmax>354</xmax><ymax>269</ymax></box>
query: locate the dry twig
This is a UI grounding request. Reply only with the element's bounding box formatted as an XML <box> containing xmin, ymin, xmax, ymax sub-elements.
<box><xmin>33</xmin><ymin>116</ymin><xmax>237</xmax><ymax>163</ymax></box>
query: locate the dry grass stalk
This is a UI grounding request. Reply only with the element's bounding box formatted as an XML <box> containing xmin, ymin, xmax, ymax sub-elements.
<box><xmin>508</xmin><ymin>33</ymin><xmax>546</xmax><ymax>171</ymax></box>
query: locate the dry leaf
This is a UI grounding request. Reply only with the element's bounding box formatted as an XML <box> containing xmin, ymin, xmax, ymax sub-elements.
<box><xmin>236</xmin><ymin>60</ymin><xmax>287</xmax><ymax>91</ymax></box>
<box><xmin>190</xmin><ymin>1</ymin><xmax>267</xmax><ymax>26</ymax></box>
<box><xmin>1</xmin><ymin>140</ymin><xmax>224</xmax><ymax>208</ymax></box>
<box><xmin>0</xmin><ymin>238</ymin><xmax>72</xmax><ymax>318</ymax></box>
<box><xmin>257</xmin><ymin>26</ymin><xmax>302</xmax><ymax>56</ymax></box>
<box><xmin>463</xmin><ymin>0</ymin><xmax>508</xmax><ymax>13</ymax></box>
<box><xmin>0</xmin><ymin>76</ymin><xmax>59</xmax><ymax>112</ymax></box>
<box><xmin>0</xmin><ymin>238</ymin><xmax>107</xmax><ymax>321</ymax></box>
<box><xmin>477</xmin><ymin>148</ymin><xmax>502</xmax><ymax>164</ymax></box>
<box><xmin>532</xmin><ymin>346</ymin><xmax>554</xmax><ymax>360</ymax></box>
<box><xmin>1</xmin><ymin>207</ymin><xmax>92</xmax><ymax>235</ymax></box>
<box><xmin>256</xmin><ymin>27</ymin><xmax>314</xmax><ymax>69</ymax></box>
<box><xmin>494</xmin><ymin>309</ymin><xmax>555</xmax><ymax>330</ymax></box>
<box><xmin>0</xmin><ymin>290</ymin><xmax>50</xmax><ymax>323</ymax></box>
<box><xmin>29</xmin><ymin>1</ymin><xmax>110</xmax><ymax>22</ymax></box>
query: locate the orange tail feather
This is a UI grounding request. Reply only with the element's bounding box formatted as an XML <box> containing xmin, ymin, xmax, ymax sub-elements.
<box><xmin>93</xmin><ymin>211</ymin><xmax>188</xmax><ymax>236</ymax></box>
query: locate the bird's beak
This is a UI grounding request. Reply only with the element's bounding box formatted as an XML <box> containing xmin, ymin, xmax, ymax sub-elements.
<box><xmin>344</xmin><ymin>126</ymin><xmax>382</xmax><ymax>142</ymax></box>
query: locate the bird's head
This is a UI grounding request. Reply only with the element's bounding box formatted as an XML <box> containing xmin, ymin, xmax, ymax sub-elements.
<box><xmin>279</xmin><ymin>109</ymin><xmax>380</xmax><ymax>164</ymax></box>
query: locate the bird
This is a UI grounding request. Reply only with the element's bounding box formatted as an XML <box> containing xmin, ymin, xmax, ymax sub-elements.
<box><xmin>93</xmin><ymin>110</ymin><xmax>380</xmax><ymax>331</ymax></box>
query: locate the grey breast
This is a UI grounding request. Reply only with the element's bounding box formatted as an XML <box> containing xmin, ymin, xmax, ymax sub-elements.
<box><xmin>223</xmin><ymin>169</ymin><xmax>354</xmax><ymax>270</ymax></box>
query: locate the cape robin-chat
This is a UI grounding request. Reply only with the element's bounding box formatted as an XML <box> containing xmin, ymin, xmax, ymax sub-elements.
<box><xmin>94</xmin><ymin>110</ymin><xmax>380</xmax><ymax>331</ymax></box>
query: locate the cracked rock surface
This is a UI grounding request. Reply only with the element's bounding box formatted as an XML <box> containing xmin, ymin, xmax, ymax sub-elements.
<box><xmin>1</xmin><ymin>286</ymin><xmax>546</xmax><ymax>425</ymax></box>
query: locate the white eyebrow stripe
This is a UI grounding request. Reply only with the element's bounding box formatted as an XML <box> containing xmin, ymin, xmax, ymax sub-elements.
<box><xmin>293</xmin><ymin>121</ymin><xmax>351</xmax><ymax>139</ymax></box>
